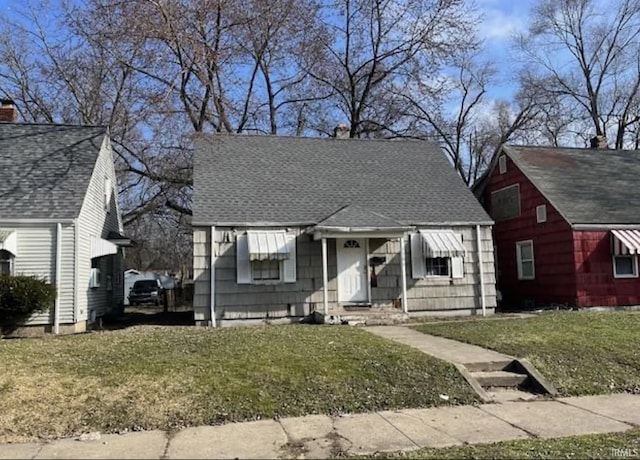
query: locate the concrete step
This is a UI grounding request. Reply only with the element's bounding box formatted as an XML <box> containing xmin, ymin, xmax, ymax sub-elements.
<box><xmin>486</xmin><ymin>388</ymin><xmax>540</xmax><ymax>403</ymax></box>
<box><xmin>464</xmin><ymin>360</ymin><xmax>513</xmax><ymax>373</ymax></box>
<box><xmin>471</xmin><ymin>370</ymin><xmax>528</xmax><ymax>388</ymax></box>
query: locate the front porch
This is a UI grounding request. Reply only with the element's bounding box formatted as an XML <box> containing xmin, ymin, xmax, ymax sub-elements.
<box><xmin>310</xmin><ymin>205</ymin><xmax>413</xmax><ymax>316</ymax></box>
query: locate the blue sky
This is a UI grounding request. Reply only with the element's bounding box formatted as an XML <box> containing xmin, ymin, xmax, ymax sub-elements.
<box><xmin>476</xmin><ymin>0</ymin><xmax>535</xmax><ymax>99</ymax></box>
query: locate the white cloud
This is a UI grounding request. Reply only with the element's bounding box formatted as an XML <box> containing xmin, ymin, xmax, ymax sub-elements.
<box><xmin>479</xmin><ymin>8</ymin><xmax>527</xmax><ymax>40</ymax></box>
<box><xmin>477</xmin><ymin>0</ymin><xmax>532</xmax><ymax>41</ymax></box>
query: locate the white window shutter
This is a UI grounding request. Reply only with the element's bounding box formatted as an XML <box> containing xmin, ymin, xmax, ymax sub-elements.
<box><xmin>410</xmin><ymin>233</ymin><xmax>425</xmax><ymax>279</ymax></box>
<box><xmin>236</xmin><ymin>233</ymin><xmax>251</xmax><ymax>284</ymax></box>
<box><xmin>451</xmin><ymin>232</ymin><xmax>464</xmax><ymax>278</ymax></box>
<box><xmin>451</xmin><ymin>257</ymin><xmax>464</xmax><ymax>278</ymax></box>
<box><xmin>283</xmin><ymin>233</ymin><xmax>297</xmax><ymax>283</ymax></box>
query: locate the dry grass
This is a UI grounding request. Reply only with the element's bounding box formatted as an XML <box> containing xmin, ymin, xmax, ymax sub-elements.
<box><xmin>0</xmin><ymin>325</ymin><xmax>476</xmax><ymax>442</ymax></box>
<box><xmin>413</xmin><ymin>311</ymin><xmax>640</xmax><ymax>396</ymax></box>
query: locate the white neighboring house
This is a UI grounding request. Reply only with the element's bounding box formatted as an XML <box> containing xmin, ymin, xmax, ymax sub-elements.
<box><xmin>0</xmin><ymin>100</ymin><xmax>130</xmax><ymax>334</ymax></box>
<box><xmin>192</xmin><ymin>132</ymin><xmax>497</xmax><ymax>326</ymax></box>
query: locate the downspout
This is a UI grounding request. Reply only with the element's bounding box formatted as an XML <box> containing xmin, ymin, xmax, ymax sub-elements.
<box><xmin>400</xmin><ymin>235</ymin><xmax>408</xmax><ymax>314</ymax></box>
<box><xmin>54</xmin><ymin>222</ymin><xmax>62</xmax><ymax>334</ymax></box>
<box><xmin>476</xmin><ymin>225</ymin><xmax>487</xmax><ymax>317</ymax></box>
<box><xmin>210</xmin><ymin>226</ymin><xmax>216</xmax><ymax>327</ymax></box>
<box><xmin>73</xmin><ymin>220</ymin><xmax>80</xmax><ymax>325</ymax></box>
<box><xmin>322</xmin><ymin>237</ymin><xmax>329</xmax><ymax>315</ymax></box>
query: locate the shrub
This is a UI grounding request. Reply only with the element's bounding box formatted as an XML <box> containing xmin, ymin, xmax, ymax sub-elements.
<box><xmin>0</xmin><ymin>274</ymin><xmax>56</xmax><ymax>334</ymax></box>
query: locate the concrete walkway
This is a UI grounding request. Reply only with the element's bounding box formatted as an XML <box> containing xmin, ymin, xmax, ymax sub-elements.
<box><xmin>366</xmin><ymin>325</ymin><xmax>512</xmax><ymax>366</ymax></box>
<box><xmin>2</xmin><ymin>394</ymin><xmax>640</xmax><ymax>459</ymax></box>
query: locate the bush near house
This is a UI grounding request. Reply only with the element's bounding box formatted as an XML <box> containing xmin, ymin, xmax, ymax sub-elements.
<box><xmin>0</xmin><ymin>274</ymin><xmax>56</xmax><ymax>334</ymax></box>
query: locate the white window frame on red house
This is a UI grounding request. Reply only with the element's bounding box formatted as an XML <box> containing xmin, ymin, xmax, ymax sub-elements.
<box><xmin>613</xmin><ymin>254</ymin><xmax>638</xmax><ymax>279</ymax></box>
<box><xmin>516</xmin><ymin>240</ymin><xmax>535</xmax><ymax>280</ymax></box>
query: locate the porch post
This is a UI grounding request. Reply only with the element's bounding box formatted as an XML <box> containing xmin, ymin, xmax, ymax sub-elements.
<box><xmin>322</xmin><ymin>237</ymin><xmax>329</xmax><ymax>315</ymax></box>
<box><xmin>400</xmin><ymin>235</ymin><xmax>408</xmax><ymax>314</ymax></box>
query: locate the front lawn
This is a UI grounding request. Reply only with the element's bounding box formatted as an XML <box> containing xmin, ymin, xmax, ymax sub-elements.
<box><xmin>0</xmin><ymin>325</ymin><xmax>476</xmax><ymax>442</ymax></box>
<box><xmin>359</xmin><ymin>428</ymin><xmax>640</xmax><ymax>459</ymax></box>
<box><xmin>412</xmin><ymin>311</ymin><xmax>640</xmax><ymax>396</ymax></box>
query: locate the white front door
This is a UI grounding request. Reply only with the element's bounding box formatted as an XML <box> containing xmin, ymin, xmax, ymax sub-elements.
<box><xmin>337</xmin><ymin>238</ymin><xmax>368</xmax><ymax>303</ymax></box>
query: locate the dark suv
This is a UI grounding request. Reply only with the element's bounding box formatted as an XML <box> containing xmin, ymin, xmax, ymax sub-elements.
<box><xmin>128</xmin><ymin>279</ymin><xmax>164</xmax><ymax>306</ymax></box>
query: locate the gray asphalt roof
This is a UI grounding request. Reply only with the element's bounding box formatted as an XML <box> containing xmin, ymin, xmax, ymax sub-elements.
<box><xmin>194</xmin><ymin>134</ymin><xmax>491</xmax><ymax>226</ymax></box>
<box><xmin>0</xmin><ymin>123</ymin><xmax>106</xmax><ymax>220</ymax></box>
<box><xmin>504</xmin><ymin>145</ymin><xmax>640</xmax><ymax>225</ymax></box>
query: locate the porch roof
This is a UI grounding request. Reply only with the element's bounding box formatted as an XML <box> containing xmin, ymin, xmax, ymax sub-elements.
<box><xmin>311</xmin><ymin>205</ymin><xmax>414</xmax><ymax>237</ymax></box>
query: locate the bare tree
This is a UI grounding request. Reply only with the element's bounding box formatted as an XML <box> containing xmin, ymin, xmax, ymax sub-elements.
<box><xmin>304</xmin><ymin>0</ymin><xmax>479</xmax><ymax>138</ymax></box>
<box><xmin>517</xmin><ymin>0</ymin><xmax>640</xmax><ymax>148</ymax></box>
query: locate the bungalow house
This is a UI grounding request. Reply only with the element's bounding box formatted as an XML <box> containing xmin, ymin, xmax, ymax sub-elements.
<box><xmin>0</xmin><ymin>100</ymin><xmax>128</xmax><ymax>334</ymax></box>
<box><xmin>192</xmin><ymin>132</ymin><xmax>497</xmax><ymax>326</ymax></box>
<box><xmin>477</xmin><ymin>137</ymin><xmax>640</xmax><ymax>309</ymax></box>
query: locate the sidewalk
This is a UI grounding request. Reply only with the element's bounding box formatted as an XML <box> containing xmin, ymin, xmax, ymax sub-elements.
<box><xmin>365</xmin><ymin>325</ymin><xmax>513</xmax><ymax>366</ymax></box>
<box><xmin>2</xmin><ymin>394</ymin><xmax>639</xmax><ymax>459</ymax></box>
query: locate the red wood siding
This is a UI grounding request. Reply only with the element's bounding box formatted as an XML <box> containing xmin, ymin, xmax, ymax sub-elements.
<box><xmin>574</xmin><ymin>231</ymin><xmax>640</xmax><ymax>306</ymax></box>
<box><xmin>483</xmin><ymin>155</ymin><xmax>577</xmax><ymax>308</ymax></box>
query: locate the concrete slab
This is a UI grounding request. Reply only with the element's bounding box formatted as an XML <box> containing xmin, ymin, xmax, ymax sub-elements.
<box><xmin>559</xmin><ymin>394</ymin><xmax>640</xmax><ymax>426</ymax></box>
<box><xmin>480</xmin><ymin>401</ymin><xmax>632</xmax><ymax>438</ymax></box>
<box><xmin>166</xmin><ymin>421</ymin><xmax>287</xmax><ymax>459</ymax></box>
<box><xmin>378</xmin><ymin>410</ymin><xmax>461</xmax><ymax>448</ymax></box>
<box><xmin>365</xmin><ymin>326</ymin><xmax>511</xmax><ymax>365</ymax></box>
<box><xmin>35</xmin><ymin>431</ymin><xmax>167</xmax><ymax>459</ymax></box>
<box><xmin>0</xmin><ymin>442</ymin><xmax>42</xmax><ymax>459</ymax></box>
<box><xmin>487</xmin><ymin>389</ymin><xmax>539</xmax><ymax>403</ymax></box>
<box><xmin>279</xmin><ymin>414</ymin><xmax>334</xmax><ymax>440</ymax></box>
<box><xmin>333</xmin><ymin>413</ymin><xmax>415</xmax><ymax>454</ymax></box>
<box><xmin>404</xmin><ymin>405</ymin><xmax>530</xmax><ymax>444</ymax></box>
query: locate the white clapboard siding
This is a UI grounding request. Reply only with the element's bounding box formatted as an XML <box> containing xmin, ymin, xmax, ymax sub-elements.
<box><xmin>77</xmin><ymin>135</ymin><xmax>124</xmax><ymax>321</ymax></box>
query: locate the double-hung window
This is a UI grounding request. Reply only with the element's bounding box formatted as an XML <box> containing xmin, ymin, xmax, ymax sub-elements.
<box><xmin>516</xmin><ymin>240</ymin><xmax>535</xmax><ymax>280</ymax></box>
<box><xmin>237</xmin><ymin>230</ymin><xmax>296</xmax><ymax>284</ymax></box>
<box><xmin>0</xmin><ymin>250</ymin><xmax>14</xmax><ymax>275</ymax></box>
<box><xmin>411</xmin><ymin>230</ymin><xmax>465</xmax><ymax>279</ymax></box>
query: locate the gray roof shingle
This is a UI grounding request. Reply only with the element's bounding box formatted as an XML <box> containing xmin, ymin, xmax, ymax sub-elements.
<box><xmin>194</xmin><ymin>135</ymin><xmax>491</xmax><ymax>226</ymax></box>
<box><xmin>315</xmin><ymin>205</ymin><xmax>411</xmax><ymax>230</ymax></box>
<box><xmin>504</xmin><ymin>145</ymin><xmax>640</xmax><ymax>225</ymax></box>
<box><xmin>0</xmin><ymin>123</ymin><xmax>106</xmax><ymax>220</ymax></box>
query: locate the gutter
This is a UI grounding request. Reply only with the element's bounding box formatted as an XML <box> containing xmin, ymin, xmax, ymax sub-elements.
<box><xmin>54</xmin><ymin>223</ymin><xmax>62</xmax><ymax>334</ymax></box>
<box><xmin>0</xmin><ymin>218</ymin><xmax>75</xmax><ymax>224</ymax></box>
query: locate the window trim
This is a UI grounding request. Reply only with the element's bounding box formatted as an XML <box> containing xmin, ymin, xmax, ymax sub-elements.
<box><xmin>516</xmin><ymin>240</ymin><xmax>535</xmax><ymax>280</ymax></box>
<box><xmin>536</xmin><ymin>204</ymin><xmax>547</xmax><ymax>223</ymax></box>
<box><xmin>613</xmin><ymin>254</ymin><xmax>639</xmax><ymax>279</ymax></box>
<box><xmin>498</xmin><ymin>155</ymin><xmax>507</xmax><ymax>174</ymax></box>
<box><xmin>0</xmin><ymin>249</ymin><xmax>14</xmax><ymax>275</ymax></box>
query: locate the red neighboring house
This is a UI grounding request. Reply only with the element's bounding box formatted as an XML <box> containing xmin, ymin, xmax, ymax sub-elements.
<box><xmin>477</xmin><ymin>138</ymin><xmax>640</xmax><ymax>309</ymax></box>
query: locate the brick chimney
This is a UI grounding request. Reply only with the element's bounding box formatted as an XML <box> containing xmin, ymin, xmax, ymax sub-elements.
<box><xmin>0</xmin><ymin>99</ymin><xmax>17</xmax><ymax>123</ymax></box>
<box><xmin>590</xmin><ymin>135</ymin><xmax>608</xmax><ymax>149</ymax></box>
<box><xmin>333</xmin><ymin>124</ymin><xmax>350</xmax><ymax>139</ymax></box>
